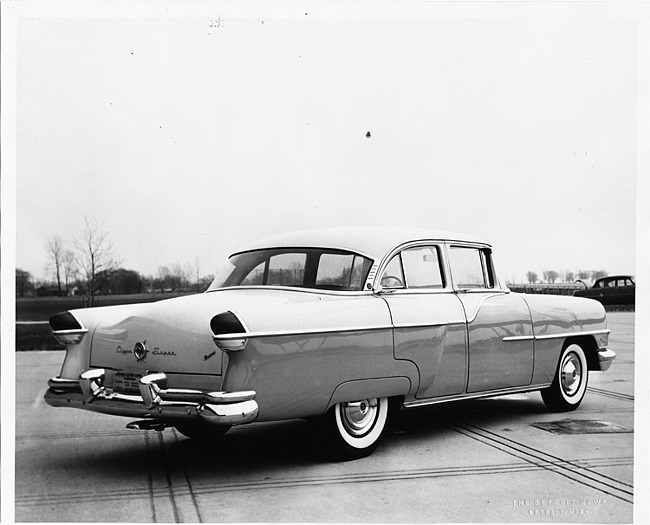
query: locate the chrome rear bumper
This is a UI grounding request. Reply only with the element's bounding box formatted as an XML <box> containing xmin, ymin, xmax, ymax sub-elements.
<box><xmin>45</xmin><ymin>369</ymin><xmax>258</xmax><ymax>426</ymax></box>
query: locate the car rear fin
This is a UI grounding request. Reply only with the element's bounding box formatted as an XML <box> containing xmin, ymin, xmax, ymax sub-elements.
<box><xmin>210</xmin><ymin>311</ymin><xmax>245</xmax><ymax>335</ymax></box>
<box><xmin>50</xmin><ymin>311</ymin><xmax>83</xmax><ymax>331</ymax></box>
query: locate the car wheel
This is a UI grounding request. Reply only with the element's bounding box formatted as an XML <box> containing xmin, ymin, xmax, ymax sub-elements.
<box><xmin>174</xmin><ymin>423</ymin><xmax>231</xmax><ymax>440</ymax></box>
<box><xmin>317</xmin><ymin>397</ymin><xmax>389</xmax><ymax>461</ymax></box>
<box><xmin>541</xmin><ymin>343</ymin><xmax>589</xmax><ymax>412</ymax></box>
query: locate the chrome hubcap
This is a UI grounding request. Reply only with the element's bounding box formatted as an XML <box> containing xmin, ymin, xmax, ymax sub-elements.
<box><xmin>340</xmin><ymin>399</ymin><xmax>379</xmax><ymax>436</ymax></box>
<box><xmin>561</xmin><ymin>352</ymin><xmax>582</xmax><ymax>396</ymax></box>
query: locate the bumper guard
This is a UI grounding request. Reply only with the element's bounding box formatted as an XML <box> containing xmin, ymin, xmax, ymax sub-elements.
<box><xmin>597</xmin><ymin>348</ymin><xmax>616</xmax><ymax>372</ymax></box>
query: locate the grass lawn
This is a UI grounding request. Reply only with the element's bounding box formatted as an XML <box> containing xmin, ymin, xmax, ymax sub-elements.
<box><xmin>15</xmin><ymin>293</ymin><xmax>187</xmax><ymax>350</ymax></box>
<box><xmin>15</xmin><ymin>293</ymin><xmax>184</xmax><ymax>322</ymax></box>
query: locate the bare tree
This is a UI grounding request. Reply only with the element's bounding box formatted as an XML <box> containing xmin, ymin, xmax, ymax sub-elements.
<box><xmin>526</xmin><ymin>271</ymin><xmax>538</xmax><ymax>284</ymax></box>
<box><xmin>195</xmin><ymin>257</ymin><xmax>201</xmax><ymax>293</ymax></box>
<box><xmin>16</xmin><ymin>268</ymin><xmax>33</xmax><ymax>297</ymax></box>
<box><xmin>591</xmin><ymin>269</ymin><xmax>608</xmax><ymax>280</ymax></box>
<box><xmin>46</xmin><ymin>236</ymin><xmax>65</xmax><ymax>295</ymax></box>
<box><xmin>543</xmin><ymin>270</ymin><xmax>559</xmax><ymax>283</ymax></box>
<box><xmin>73</xmin><ymin>217</ymin><xmax>120</xmax><ymax>307</ymax></box>
<box><xmin>62</xmin><ymin>249</ymin><xmax>76</xmax><ymax>295</ymax></box>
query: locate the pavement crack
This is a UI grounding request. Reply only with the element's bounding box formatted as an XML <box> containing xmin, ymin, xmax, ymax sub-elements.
<box><xmin>157</xmin><ymin>431</ymin><xmax>181</xmax><ymax>523</ymax></box>
<box><xmin>144</xmin><ymin>431</ymin><xmax>158</xmax><ymax>523</ymax></box>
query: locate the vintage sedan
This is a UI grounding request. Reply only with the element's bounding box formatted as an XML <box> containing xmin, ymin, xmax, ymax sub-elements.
<box><xmin>574</xmin><ymin>275</ymin><xmax>635</xmax><ymax>306</ymax></box>
<box><xmin>45</xmin><ymin>228</ymin><xmax>616</xmax><ymax>460</ymax></box>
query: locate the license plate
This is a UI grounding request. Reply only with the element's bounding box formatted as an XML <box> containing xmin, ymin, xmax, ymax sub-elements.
<box><xmin>113</xmin><ymin>371</ymin><xmax>142</xmax><ymax>394</ymax></box>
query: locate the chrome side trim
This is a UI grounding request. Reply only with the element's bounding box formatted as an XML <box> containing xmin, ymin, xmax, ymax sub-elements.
<box><xmin>503</xmin><ymin>335</ymin><xmax>535</xmax><ymax>342</ymax></box>
<box><xmin>503</xmin><ymin>329</ymin><xmax>611</xmax><ymax>342</ymax></box>
<box><xmin>460</xmin><ymin>292</ymin><xmax>508</xmax><ymax>323</ymax></box>
<box><xmin>534</xmin><ymin>329</ymin><xmax>611</xmax><ymax>341</ymax></box>
<box><xmin>213</xmin><ymin>323</ymin><xmax>394</xmax><ymax>340</ymax></box>
<box><xmin>216</xmin><ymin>320</ymin><xmax>610</xmax><ymax>342</ymax></box>
<box><xmin>393</xmin><ymin>321</ymin><xmax>449</xmax><ymax>330</ymax></box>
<box><xmin>403</xmin><ymin>384</ymin><xmax>551</xmax><ymax>409</ymax></box>
<box><xmin>226</xmin><ymin>309</ymin><xmax>252</xmax><ymax>334</ymax></box>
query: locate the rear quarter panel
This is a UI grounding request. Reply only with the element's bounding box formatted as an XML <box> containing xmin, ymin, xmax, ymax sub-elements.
<box><xmin>220</xmin><ymin>294</ymin><xmax>419</xmax><ymax>420</ymax></box>
<box><xmin>519</xmin><ymin>294</ymin><xmax>607</xmax><ymax>384</ymax></box>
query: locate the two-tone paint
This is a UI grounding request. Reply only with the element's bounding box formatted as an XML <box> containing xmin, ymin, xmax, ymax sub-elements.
<box><xmin>44</xmin><ymin>227</ymin><xmax>614</xmax><ymax>431</ymax></box>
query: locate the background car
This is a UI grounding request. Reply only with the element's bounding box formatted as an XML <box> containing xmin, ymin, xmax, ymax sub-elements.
<box><xmin>574</xmin><ymin>275</ymin><xmax>635</xmax><ymax>305</ymax></box>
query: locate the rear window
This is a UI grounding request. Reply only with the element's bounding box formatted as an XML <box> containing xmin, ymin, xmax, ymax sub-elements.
<box><xmin>208</xmin><ymin>248</ymin><xmax>373</xmax><ymax>291</ymax></box>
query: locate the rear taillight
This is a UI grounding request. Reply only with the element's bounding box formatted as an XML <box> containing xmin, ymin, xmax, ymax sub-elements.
<box><xmin>210</xmin><ymin>311</ymin><xmax>248</xmax><ymax>352</ymax></box>
<box><xmin>49</xmin><ymin>311</ymin><xmax>87</xmax><ymax>345</ymax></box>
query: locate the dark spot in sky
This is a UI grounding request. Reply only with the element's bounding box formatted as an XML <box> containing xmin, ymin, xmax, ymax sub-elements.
<box><xmin>366</xmin><ymin>131</ymin><xmax>371</xmax><ymax>138</ymax></box>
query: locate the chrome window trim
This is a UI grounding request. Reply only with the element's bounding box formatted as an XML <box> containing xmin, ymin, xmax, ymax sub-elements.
<box><xmin>446</xmin><ymin>242</ymin><xmax>498</xmax><ymax>291</ymax></box>
<box><xmin>206</xmin><ymin>285</ymin><xmax>376</xmax><ymax>297</ymax></box>
<box><xmin>214</xmin><ymin>247</ymin><xmax>377</xmax><ymax>294</ymax></box>
<box><xmin>230</xmin><ymin>245</ymin><xmax>376</xmax><ymax>262</ymax></box>
<box><xmin>374</xmin><ymin>240</ymin><xmax>453</xmax><ymax>292</ymax></box>
<box><xmin>376</xmin><ymin>287</ymin><xmax>455</xmax><ymax>296</ymax></box>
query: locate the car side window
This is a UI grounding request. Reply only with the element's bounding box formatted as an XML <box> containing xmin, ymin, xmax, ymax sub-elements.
<box><xmin>401</xmin><ymin>246</ymin><xmax>445</xmax><ymax>288</ymax></box>
<box><xmin>267</xmin><ymin>253</ymin><xmax>306</xmax><ymax>286</ymax></box>
<box><xmin>380</xmin><ymin>254</ymin><xmax>405</xmax><ymax>288</ymax></box>
<box><xmin>240</xmin><ymin>262</ymin><xmax>265</xmax><ymax>285</ymax></box>
<box><xmin>449</xmin><ymin>246</ymin><xmax>493</xmax><ymax>289</ymax></box>
<box><xmin>316</xmin><ymin>253</ymin><xmax>371</xmax><ymax>290</ymax></box>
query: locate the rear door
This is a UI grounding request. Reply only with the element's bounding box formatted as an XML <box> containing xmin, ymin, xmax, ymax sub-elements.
<box><xmin>448</xmin><ymin>244</ymin><xmax>534</xmax><ymax>393</ymax></box>
<box><xmin>379</xmin><ymin>244</ymin><xmax>468</xmax><ymax>399</ymax></box>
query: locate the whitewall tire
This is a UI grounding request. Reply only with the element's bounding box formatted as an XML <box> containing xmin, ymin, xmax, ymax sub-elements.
<box><xmin>317</xmin><ymin>397</ymin><xmax>390</xmax><ymax>461</ymax></box>
<box><xmin>541</xmin><ymin>343</ymin><xmax>589</xmax><ymax>412</ymax></box>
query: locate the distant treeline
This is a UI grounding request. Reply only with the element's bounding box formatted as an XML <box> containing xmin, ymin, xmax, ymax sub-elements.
<box><xmin>16</xmin><ymin>266</ymin><xmax>214</xmax><ymax>298</ymax></box>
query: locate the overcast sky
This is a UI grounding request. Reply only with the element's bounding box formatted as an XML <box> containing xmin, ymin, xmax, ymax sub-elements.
<box><xmin>9</xmin><ymin>3</ymin><xmax>643</xmax><ymax>284</ymax></box>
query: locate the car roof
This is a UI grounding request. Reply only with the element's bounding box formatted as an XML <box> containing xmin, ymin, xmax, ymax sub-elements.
<box><xmin>234</xmin><ymin>227</ymin><xmax>490</xmax><ymax>261</ymax></box>
<box><xmin>597</xmin><ymin>275</ymin><xmax>635</xmax><ymax>281</ymax></box>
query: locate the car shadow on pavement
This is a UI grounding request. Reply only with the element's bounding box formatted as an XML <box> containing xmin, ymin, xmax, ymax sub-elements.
<box><xmin>31</xmin><ymin>394</ymin><xmax>552</xmax><ymax>480</ymax></box>
<box><xmin>389</xmin><ymin>395</ymin><xmax>549</xmax><ymax>431</ymax></box>
<box><xmin>159</xmin><ymin>395</ymin><xmax>549</xmax><ymax>470</ymax></box>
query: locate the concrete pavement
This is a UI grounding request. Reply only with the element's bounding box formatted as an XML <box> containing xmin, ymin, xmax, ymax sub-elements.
<box><xmin>14</xmin><ymin>312</ymin><xmax>635</xmax><ymax>522</ymax></box>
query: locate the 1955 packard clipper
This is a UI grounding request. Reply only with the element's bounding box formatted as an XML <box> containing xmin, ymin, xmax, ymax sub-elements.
<box><xmin>45</xmin><ymin>228</ymin><xmax>615</xmax><ymax>460</ymax></box>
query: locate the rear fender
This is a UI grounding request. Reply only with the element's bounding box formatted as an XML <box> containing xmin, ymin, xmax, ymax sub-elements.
<box><xmin>50</xmin><ymin>310</ymin><xmax>93</xmax><ymax>379</ymax></box>
<box><xmin>326</xmin><ymin>377</ymin><xmax>412</xmax><ymax>412</ymax></box>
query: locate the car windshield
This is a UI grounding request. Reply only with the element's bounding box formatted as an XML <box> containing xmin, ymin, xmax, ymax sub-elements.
<box><xmin>207</xmin><ymin>248</ymin><xmax>374</xmax><ymax>292</ymax></box>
